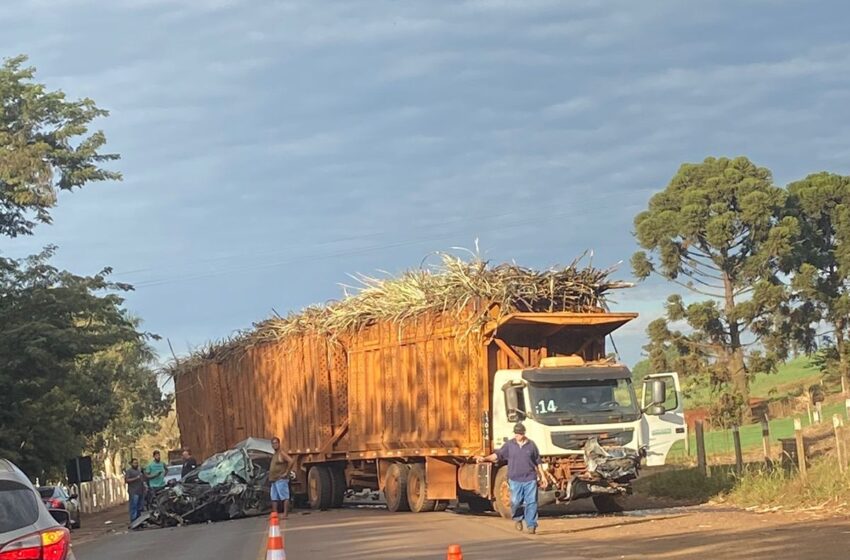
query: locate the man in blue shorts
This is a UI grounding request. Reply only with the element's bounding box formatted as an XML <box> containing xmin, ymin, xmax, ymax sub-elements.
<box><xmin>269</xmin><ymin>437</ymin><xmax>295</xmax><ymax>518</ymax></box>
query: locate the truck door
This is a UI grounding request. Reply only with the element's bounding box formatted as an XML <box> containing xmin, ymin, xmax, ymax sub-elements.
<box><xmin>640</xmin><ymin>372</ymin><xmax>686</xmax><ymax>467</ymax></box>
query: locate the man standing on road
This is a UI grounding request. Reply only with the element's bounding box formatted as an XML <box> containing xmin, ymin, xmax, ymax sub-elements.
<box><xmin>269</xmin><ymin>437</ymin><xmax>295</xmax><ymax>519</ymax></box>
<box><xmin>143</xmin><ymin>450</ymin><xmax>167</xmax><ymax>495</ymax></box>
<box><xmin>124</xmin><ymin>458</ymin><xmax>145</xmax><ymax>524</ymax></box>
<box><xmin>475</xmin><ymin>423</ymin><xmax>546</xmax><ymax>535</ymax></box>
<box><xmin>181</xmin><ymin>448</ymin><xmax>198</xmax><ymax>478</ymax></box>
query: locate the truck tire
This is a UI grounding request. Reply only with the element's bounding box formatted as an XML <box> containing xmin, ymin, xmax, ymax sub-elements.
<box><xmin>307</xmin><ymin>465</ymin><xmax>333</xmax><ymax>511</ymax></box>
<box><xmin>492</xmin><ymin>466</ymin><xmax>513</xmax><ymax>519</ymax></box>
<box><xmin>384</xmin><ymin>463</ymin><xmax>411</xmax><ymax>512</ymax></box>
<box><xmin>330</xmin><ymin>466</ymin><xmax>346</xmax><ymax>508</ymax></box>
<box><xmin>406</xmin><ymin>463</ymin><xmax>437</xmax><ymax>513</ymax></box>
<box><xmin>592</xmin><ymin>494</ymin><xmax>625</xmax><ymax>514</ymax></box>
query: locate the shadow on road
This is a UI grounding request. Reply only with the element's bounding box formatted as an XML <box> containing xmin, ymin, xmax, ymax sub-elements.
<box><xmin>283</xmin><ymin>505</ymin><xmax>850</xmax><ymax>560</ymax></box>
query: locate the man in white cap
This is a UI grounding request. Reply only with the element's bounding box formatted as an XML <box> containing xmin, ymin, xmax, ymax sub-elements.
<box><xmin>475</xmin><ymin>422</ymin><xmax>546</xmax><ymax>534</ymax></box>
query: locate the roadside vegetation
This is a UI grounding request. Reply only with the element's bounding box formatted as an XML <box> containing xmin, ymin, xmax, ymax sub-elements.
<box><xmin>0</xmin><ymin>55</ymin><xmax>169</xmax><ymax>479</ymax></box>
<box><xmin>637</xmin><ymin>457</ymin><xmax>850</xmax><ymax>515</ymax></box>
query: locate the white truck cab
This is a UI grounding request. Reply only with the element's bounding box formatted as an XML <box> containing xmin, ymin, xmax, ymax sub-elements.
<box><xmin>487</xmin><ymin>356</ymin><xmax>686</xmax><ymax>514</ymax></box>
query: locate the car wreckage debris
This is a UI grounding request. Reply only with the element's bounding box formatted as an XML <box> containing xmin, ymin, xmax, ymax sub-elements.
<box><xmin>584</xmin><ymin>437</ymin><xmax>641</xmax><ymax>481</ymax></box>
<box><xmin>130</xmin><ymin>438</ymin><xmax>274</xmax><ymax>530</ymax></box>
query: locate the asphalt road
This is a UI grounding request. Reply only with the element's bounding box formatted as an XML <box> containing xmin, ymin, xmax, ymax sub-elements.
<box><xmin>74</xmin><ymin>504</ymin><xmax>850</xmax><ymax>560</ymax></box>
<box><xmin>74</xmin><ymin>516</ymin><xmax>266</xmax><ymax>560</ymax></box>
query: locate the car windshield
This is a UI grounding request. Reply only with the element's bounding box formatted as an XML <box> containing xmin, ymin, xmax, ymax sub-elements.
<box><xmin>527</xmin><ymin>378</ymin><xmax>639</xmax><ymax>422</ymax></box>
<box><xmin>196</xmin><ymin>450</ymin><xmax>247</xmax><ymax>485</ymax></box>
<box><xmin>0</xmin><ymin>481</ymin><xmax>40</xmax><ymax>533</ymax></box>
<box><xmin>37</xmin><ymin>487</ymin><xmax>55</xmax><ymax>499</ymax></box>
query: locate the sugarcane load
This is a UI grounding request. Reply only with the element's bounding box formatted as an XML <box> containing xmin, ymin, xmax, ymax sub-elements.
<box><xmin>170</xmin><ymin>251</ymin><xmax>686</xmax><ymax>518</ymax></box>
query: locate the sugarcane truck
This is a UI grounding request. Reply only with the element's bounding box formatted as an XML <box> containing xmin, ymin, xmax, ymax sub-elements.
<box><xmin>175</xmin><ymin>310</ymin><xmax>687</xmax><ymax>516</ymax></box>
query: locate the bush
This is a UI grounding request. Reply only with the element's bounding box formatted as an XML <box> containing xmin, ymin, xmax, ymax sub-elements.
<box><xmin>729</xmin><ymin>459</ymin><xmax>850</xmax><ymax>510</ymax></box>
<box><xmin>636</xmin><ymin>457</ymin><xmax>850</xmax><ymax>512</ymax></box>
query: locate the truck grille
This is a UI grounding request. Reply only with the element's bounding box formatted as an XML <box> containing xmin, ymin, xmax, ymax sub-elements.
<box><xmin>551</xmin><ymin>429</ymin><xmax>634</xmax><ymax>450</ymax></box>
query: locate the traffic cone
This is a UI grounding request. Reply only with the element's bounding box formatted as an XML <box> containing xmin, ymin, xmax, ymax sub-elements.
<box><xmin>447</xmin><ymin>544</ymin><xmax>463</xmax><ymax>560</ymax></box>
<box><xmin>266</xmin><ymin>511</ymin><xmax>286</xmax><ymax>560</ymax></box>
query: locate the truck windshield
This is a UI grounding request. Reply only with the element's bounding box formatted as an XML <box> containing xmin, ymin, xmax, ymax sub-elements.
<box><xmin>527</xmin><ymin>378</ymin><xmax>639</xmax><ymax>423</ymax></box>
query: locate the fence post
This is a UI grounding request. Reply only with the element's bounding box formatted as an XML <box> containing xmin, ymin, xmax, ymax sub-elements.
<box><xmin>761</xmin><ymin>417</ymin><xmax>771</xmax><ymax>467</ymax></box>
<box><xmin>834</xmin><ymin>415</ymin><xmax>846</xmax><ymax>474</ymax></box>
<box><xmin>695</xmin><ymin>420</ymin><xmax>707</xmax><ymax>476</ymax></box>
<box><xmin>845</xmin><ymin>398</ymin><xmax>850</xmax><ymax>421</ymax></box>
<box><xmin>794</xmin><ymin>418</ymin><xmax>807</xmax><ymax>481</ymax></box>
<box><xmin>732</xmin><ymin>425</ymin><xmax>744</xmax><ymax>475</ymax></box>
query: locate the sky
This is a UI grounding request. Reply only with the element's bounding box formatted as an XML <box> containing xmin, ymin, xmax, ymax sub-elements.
<box><xmin>2</xmin><ymin>0</ymin><xmax>850</xmax><ymax>368</ymax></box>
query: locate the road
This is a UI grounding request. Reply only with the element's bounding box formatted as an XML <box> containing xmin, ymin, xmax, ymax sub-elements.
<box><xmin>74</xmin><ymin>503</ymin><xmax>850</xmax><ymax>560</ymax></box>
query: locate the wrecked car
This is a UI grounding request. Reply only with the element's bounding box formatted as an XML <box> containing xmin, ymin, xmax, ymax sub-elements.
<box><xmin>132</xmin><ymin>438</ymin><xmax>273</xmax><ymax>529</ymax></box>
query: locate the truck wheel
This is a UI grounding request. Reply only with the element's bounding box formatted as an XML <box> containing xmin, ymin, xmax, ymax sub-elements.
<box><xmin>406</xmin><ymin>463</ymin><xmax>437</xmax><ymax>513</ymax></box>
<box><xmin>384</xmin><ymin>463</ymin><xmax>410</xmax><ymax>512</ymax></box>
<box><xmin>330</xmin><ymin>466</ymin><xmax>346</xmax><ymax>508</ymax></box>
<box><xmin>492</xmin><ymin>466</ymin><xmax>513</xmax><ymax>519</ymax></box>
<box><xmin>592</xmin><ymin>494</ymin><xmax>625</xmax><ymax>514</ymax></box>
<box><xmin>307</xmin><ymin>465</ymin><xmax>333</xmax><ymax>510</ymax></box>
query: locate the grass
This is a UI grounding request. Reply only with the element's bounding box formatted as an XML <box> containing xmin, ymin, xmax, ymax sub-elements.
<box><xmin>685</xmin><ymin>356</ymin><xmax>821</xmax><ymax>408</ymax></box>
<box><xmin>667</xmin><ymin>400</ymin><xmax>848</xmax><ymax>461</ymax></box>
<box><xmin>749</xmin><ymin>357</ymin><xmax>822</xmax><ymax>399</ymax></box>
<box><xmin>728</xmin><ymin>458</ymin><xmax>850</xmax><ymax>511</ymax></box>
<box><xmin>636</xmin><ymin>457</ymin><xmax>850</xmax><ymax>513</ymax></box>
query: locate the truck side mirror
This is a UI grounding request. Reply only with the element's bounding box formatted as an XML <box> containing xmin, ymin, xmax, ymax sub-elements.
<box><xmin>502</xmin><ymin>383</ymin><xmax>525</xmax><ymax>422</ymax></box>
<box><xmin>649</xmin><ymin>379</ymin><xmax>667</xmax><ymax>415</ymax></box>
<box><xmin>507</xmin><ymin>409</ymin><xmax>525</xmax><ymax>423</ymax></box>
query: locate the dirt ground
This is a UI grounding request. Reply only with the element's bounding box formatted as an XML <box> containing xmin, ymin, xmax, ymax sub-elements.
<box><xmin>71</xmin><ymin>504</ymin><xmax>133</xmax><ymax>546</ymax></box>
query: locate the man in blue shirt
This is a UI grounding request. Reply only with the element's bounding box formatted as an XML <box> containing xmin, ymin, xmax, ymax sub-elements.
<box><xmin>476</xmin><ymin>423</ymin><xmax>546</xmax><ymax>534</ymax></box>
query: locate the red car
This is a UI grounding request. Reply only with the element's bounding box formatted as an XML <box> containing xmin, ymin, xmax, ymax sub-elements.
<box><xmin>0</xmin><ymin>459</ymin><xmax>76</xmax><ymax>560</ymax></box>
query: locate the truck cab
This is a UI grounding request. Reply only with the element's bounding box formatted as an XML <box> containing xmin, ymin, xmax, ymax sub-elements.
<box><xmin>489</xmin><ymin>356</ymin><xmax>685</xmax><ymax>515</ymax></box>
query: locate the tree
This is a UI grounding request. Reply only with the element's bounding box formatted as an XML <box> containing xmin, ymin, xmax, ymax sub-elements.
<box><xmin>632</xmin><ymin>156</ymin><xmax>799</xmax><ymax>415</ymax></box>
<box><xmin>0</xmin><ymin>56</ymin><xmax>168</xmax><ymax>479</ymax></box>
<box><xmin>785</xmin><ymin>172</ymin><xmax>850</xmax><ymax>394</ymax></box>
<box><xmin>0</xmin><ymin>249</ymin><xmax>161</xmax><ymax>479</ymax></box>
<box><xmin>0</xmin><ymin>55</ymin><xmax>119</xmax><ymax>238</ymax></box>
<box><xmin>81</xmin><ymin>333</ymin><xmax>173</xmax><ymax>475</ymax></box>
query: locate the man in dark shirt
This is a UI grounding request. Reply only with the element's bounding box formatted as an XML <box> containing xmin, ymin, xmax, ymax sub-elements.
<box><xmin>475</xmin><ymin>423</ymin><xmax>546</xmax><ymax>534</ymax></box>
<box><xmin>124</xmin><ymin>458</ymin><xmax>145</xmax><ymax>524</ymax></box>
<box><xmin>181</xmin><ymin>448</ymin><xmax>198</xmax><ymax>478</ymax></box>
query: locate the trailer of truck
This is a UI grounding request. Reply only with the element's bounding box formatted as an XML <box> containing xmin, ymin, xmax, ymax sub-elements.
<box><xmin>175</xmin><ymin>306</ymin><xmax>686</xmax><ymax>516</ymax></box>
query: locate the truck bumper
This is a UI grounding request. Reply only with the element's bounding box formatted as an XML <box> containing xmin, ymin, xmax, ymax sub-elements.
<box><xmin>550</xmin><ymin>478</ymin><xmax>630</xmax><ymax>504</ymax></box>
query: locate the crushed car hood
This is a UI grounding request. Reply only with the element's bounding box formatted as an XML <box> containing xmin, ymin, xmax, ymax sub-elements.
<box><xmin>132</xmin><ymin>438</ymin><xmax>273</xmax><ymax>529</ymax></box>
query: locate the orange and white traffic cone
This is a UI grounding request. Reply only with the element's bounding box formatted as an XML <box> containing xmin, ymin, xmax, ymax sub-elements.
<box><xmin>266</xmin><ymin>511</ymin><xmax>286</xmax><ymax>560</ymax></box>
<box><xmin>447</xmin><ymin>544</ymin><xmax>463</xmax><ymax>560</ymax></box>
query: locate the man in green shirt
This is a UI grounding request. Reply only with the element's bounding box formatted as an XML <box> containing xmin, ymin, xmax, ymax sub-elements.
<box><xmin>144</xmin><ymin>450</ymin><xmax>167</xmax><ymax>491</ymax></box>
